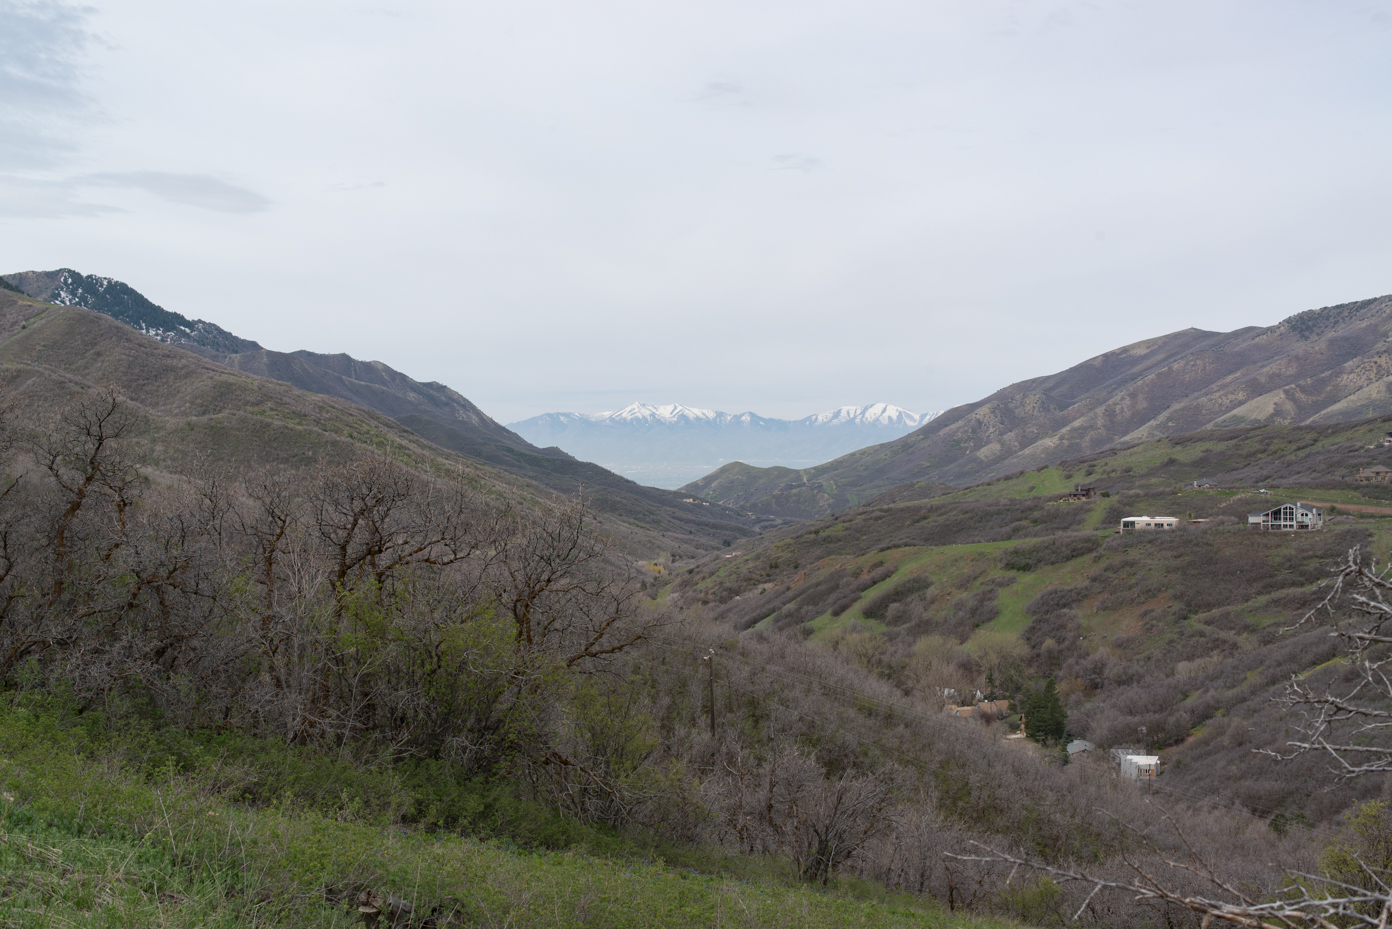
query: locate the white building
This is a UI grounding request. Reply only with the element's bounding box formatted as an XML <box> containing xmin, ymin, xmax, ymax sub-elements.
<box><xmin>1121</xmin><ymin>755</ymin><xmax>1160</xmax><ymax>780</ymax></box>
<box><xmin>1118</xmin><ymin>516</ymin><xmax>1178</xmax><ymax>533</ymax></box>
<box><xmin>1247</xmin><ymin>502</ymin><xmax>1323</xmax><ymax>531</ymax></box>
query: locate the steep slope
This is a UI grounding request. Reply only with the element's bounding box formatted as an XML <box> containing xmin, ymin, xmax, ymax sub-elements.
<box><xmin>686</xmin><ymin>294</ymin><xmax>1392</xmax><ymax>518</ymax></box>
<box><xmin>2</xmin><ymin>269</ymin><xmax>769</xmax><ymax>548</ymax></box>
<box><xmin>3</xmin><ymin>268</ymin><xmax>533</xmax><ymax>453</ymax></box>
<box><xmin>666</xmin><ymin>415</ymin><xmax>1392</xmax><ymax>825</ymax></box>
<box><xmin>509</xmin><ymin>402</ymin><xmax>936</xmax><ymax>488</ymax></box>
<box><xmin>200</xmin><ymin>347</ymin><xmax>533</xmax><ymax>452</ymax></box>
<box><xmin>181</xmin><ymin>352</ymin><xmax>775</xmax><ymax>542</ymax></box>
<box><xmin>0</xmin><ymin>288</ymin><xmax>761</xmax><ymax>557</ymax></box>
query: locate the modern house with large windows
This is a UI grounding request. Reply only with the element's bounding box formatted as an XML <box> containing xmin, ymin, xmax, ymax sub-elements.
<box><xmin>1247</xmin><ymin>501</ymin><xmax>1324</xmax><ymax>531</ymax></box>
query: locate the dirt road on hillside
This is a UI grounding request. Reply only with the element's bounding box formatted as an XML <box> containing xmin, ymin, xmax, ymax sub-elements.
<box><xmin>1301</xmin><ymin>500</ymin><xmax>1392</xmax><ymax>516</ymax></box>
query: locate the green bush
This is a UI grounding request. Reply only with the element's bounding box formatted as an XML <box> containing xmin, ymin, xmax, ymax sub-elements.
<box><xmin>0</xmin><ymin>698</ymin><xmax>1012</xmax><ymax>928</ymax></box>
<box><xmin>861</xmin><ymin>574</ymin><xmax>935</xmax><ymax>620</ymax></box>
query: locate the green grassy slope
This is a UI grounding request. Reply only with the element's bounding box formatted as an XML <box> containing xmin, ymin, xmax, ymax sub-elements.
<box><xmin>0</xmin><ymin>700</ymin><xmax>1017</xmax><ymax>929</ymax></box>
<box><xmin>667</xmin><ymin>422</ymin><xmax>1392</xmax><ymax>823</ymax></box>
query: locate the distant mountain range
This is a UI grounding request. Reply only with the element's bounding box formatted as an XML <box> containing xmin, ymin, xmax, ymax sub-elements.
<box><xmin>14</xmin><ymin>266</ymin><xmax>1392</xmax><ymax>533</ymax></box>
<box><xmin>507</xmin><ymin>402</ymin><xmax>939</xmax><ymax>488</ymax></box>
<box><xmin>683</xmin><ymin>293</ymin><xmax>1392</xmax><ymax>518</ymax></box>
<box><xmin>1</xmin><ymin>269</ymin><xmax>774</xmax><ymax>554</ymax></box>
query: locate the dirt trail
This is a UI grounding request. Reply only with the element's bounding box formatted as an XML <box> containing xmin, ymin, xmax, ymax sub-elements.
<box><xmin>1301</xmin><ymin>500</ymin><xmax>1392</xmax><ymax>516</ymax></box>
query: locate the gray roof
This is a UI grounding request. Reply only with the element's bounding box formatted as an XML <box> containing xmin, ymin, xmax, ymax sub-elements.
<box><xmin>1249</xmin><ymin>502</ymin><xmax>1323</xmax><ymax>518</ymax></box>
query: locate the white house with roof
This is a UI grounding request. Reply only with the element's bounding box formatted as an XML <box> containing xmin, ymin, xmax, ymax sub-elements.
<box><xmin>1118</xmin><ymin>516</ymin><xmax>1178</xmax><ymax>533</ymax></box>
<box><xmin>1248</xmin><ymin>501</ymin><xmax>1323</xmax><ymax>531</ymax></box>
<box><xmin>1121</xmin><ymin>755</ymin><xmax>1160</xmax><ymax>780</ymax></box>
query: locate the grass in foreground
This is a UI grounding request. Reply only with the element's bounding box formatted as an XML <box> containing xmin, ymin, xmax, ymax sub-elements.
<box><xmin>0</xmin><ymin>698</ymin><xmax>1019</xmax><ymax>928</ymax></box>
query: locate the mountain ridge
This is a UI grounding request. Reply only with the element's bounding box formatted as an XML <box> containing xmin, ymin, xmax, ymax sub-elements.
<box><xmin>683</xmin><ymin>293</ymin><xmax>1392</xmax><ymax>518</ymax></box>
<box><xmin>1</xmin><ymin>269</ymin><xmax>771</xmax><ymax>552</ymax></box>
<box><xmin>3</xmin><ymin>268</ymin><xmax>263</xmax><ymax>355</ymax></box>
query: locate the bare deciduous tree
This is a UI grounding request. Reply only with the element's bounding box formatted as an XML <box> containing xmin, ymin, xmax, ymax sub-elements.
<box><xmin>711</xmin><ymin>742</ymin><xmax>896</xmax><ymax>884</ymax></box>
<box><xmin>492</xmin><ymin>495</ymin><xmax>654</xmax><ymax>668</ymax></box>
<box><xmin>0</xmin><ymin>388</ymin><xmax>661</xmax><ymax>788</ymax></box>
<box><xmin>949</xmin><ymin>544</ymin><xmax>1392</xmax><ymax>927</ymax></box>
<box><xmin>1270</xmin><ymin>547</ymin><xmax>1392</xmax><ymax>779</ymax></box>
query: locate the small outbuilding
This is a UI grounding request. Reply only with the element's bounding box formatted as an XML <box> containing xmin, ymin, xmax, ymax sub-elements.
<box><xmin>1248</xmin><ymin>502</ymin><xmax>1324</xmax><ymax>531</ymax></box>
<box><xmin>1121</xmin><ymin>755</ymin><xmax>1160</xmax><ymax>780</ymax></box>
<box><xmin>1118</xmin><ymin>516</ymin><xmax>1178</xmax><ymax>533</ymax></box>
<box><xmin>1066</xmin><ymin>739</ymin><xmax>1095</xmax><ymax>756</ymax></box>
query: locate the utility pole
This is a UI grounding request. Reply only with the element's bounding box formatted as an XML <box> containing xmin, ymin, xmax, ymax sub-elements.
<box><xmin>1139</xmin><ymin>726</ymin><xmax>1152</xmax><ymax>793</ymax></box>
<box><xmin>703</xmin><ymin>648</ymin><xmax>716</xmax><ymax>738</ymax></box>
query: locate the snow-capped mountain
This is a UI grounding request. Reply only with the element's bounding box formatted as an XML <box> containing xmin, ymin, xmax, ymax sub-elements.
<box><xmin>800</xmin><ymin>403</ymin><xmax>926</xmax><ymax>428</ymax></box>
<box><xmin>604</xmin><ymin>402</ymin><xmax>723</xmax><ymax>424</ymax></box>
<box><xmin>508</xmin><ymin>403</ymin><xmax>942</xmax><ymax>489</ymax></box>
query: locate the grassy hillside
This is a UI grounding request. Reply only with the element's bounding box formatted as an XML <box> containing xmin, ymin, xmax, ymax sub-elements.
<box><xmin>668</xmin><ymin>416</ymin><xmax>1392</xmax><ymax>824</ymax></box>
<box><xmin>0</xmin><ymin>698</ymin><xmax>1017</xmax><ymax>929</ymax></box>
<box><xmin>683</xmin><ymin>294</ymin><xmax>1392</xmax><ymax>518</ymax></box>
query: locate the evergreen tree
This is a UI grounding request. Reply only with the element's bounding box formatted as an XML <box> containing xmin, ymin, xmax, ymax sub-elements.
<box><xmin>1021</xmin><ymin>679</ymin><xmax>1066</xmax><ymax>744</ymax></box>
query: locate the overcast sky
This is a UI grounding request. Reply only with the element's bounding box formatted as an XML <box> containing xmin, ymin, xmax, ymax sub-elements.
<box><xmin>2</xmin><ymin>1</ymin><xmax>1390</xmax><ymax>423</ymax></box>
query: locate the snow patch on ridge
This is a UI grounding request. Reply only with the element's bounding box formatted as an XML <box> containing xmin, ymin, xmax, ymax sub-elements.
<box><xmin>560</xmin><ymin>402</ymin><xmax>939</xmax><ymax>428</ymax></box>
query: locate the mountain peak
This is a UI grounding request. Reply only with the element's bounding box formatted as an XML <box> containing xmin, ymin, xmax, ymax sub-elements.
<box><xmin>802</xmin><ymin>403</ymin><xmax>933</xmax><ymax>428</ymax></box>
<box><xmin>2</xmin><ymin>268</ymin><xmax>262</xmax><ymax>355</ymax></box>
<box><xmin>603</xmin><ymin>402</ymin><xmax>721</xmax><ymax>424</ymax></box>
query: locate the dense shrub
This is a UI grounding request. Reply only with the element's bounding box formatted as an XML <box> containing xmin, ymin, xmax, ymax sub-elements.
<box><xmin>861</xmin><ymin>574</ymin><xmax>934</xmax><ymax>620</ymax></box>
<box><xmin>1002</xmin><ymin>532</ymin><xmax>1103</xmax><ymax>572</ymax></box>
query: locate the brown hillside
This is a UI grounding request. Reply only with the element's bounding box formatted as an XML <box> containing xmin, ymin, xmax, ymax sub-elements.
<box><xmin>0</xmin><ymin>289</ymin><xmax>760</xmax><ymax>557</ymax></box>
<box><xmin>686</xmin><ymin>294</ymin><xmax>1392</xmax><ymax>518</ymax></box>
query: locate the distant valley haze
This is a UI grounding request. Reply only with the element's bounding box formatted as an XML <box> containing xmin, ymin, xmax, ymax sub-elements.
<box><xmin>508</xmin><ymin>402</ymin><xmax>940</xmax><ymax>488</ymax></box>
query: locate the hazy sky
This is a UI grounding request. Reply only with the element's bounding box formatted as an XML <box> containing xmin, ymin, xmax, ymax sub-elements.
<box><xmin>2</xmin><ymin>1</ymin><xmax>1390</xmax><ymax>423</ymax></box>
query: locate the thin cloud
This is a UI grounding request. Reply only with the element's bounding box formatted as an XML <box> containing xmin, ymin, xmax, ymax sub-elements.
<box><xmin>0</xmin><ymin>174</ymin><xmax>119</xmax><ymax>218</ymax></box>
<box><xmin>697</xmin><ymin>78</ymin><xmax>746</xmax><ymax>105</ymax></box>
<box><xmin>0</xmin><ymin>0</ymin><xmax>95</xmax><ymax>107</ymax></box>
<box><xmin>325</xmin><ymin>180</ymin><xmax>387</xmax><ymax>193</ymax></box>
<box><xmin>78</xmin><ymin>172</ymin><xmax>271</xmax><ymax>213</ymax></box>
<box><xmin>772</xmin><ymin>154</ymin><xmax>822</xmax><ymax>172</ymax></box>
<box><xmin>0</xmin><ymin>0</ymin><xmax>100</xmax><ymax>170</ymax></box>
